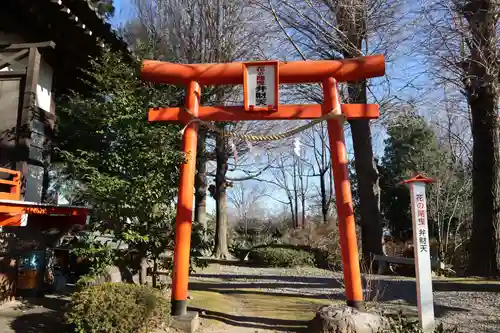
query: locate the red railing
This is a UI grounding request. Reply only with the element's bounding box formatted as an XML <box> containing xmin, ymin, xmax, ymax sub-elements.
<box><xmin>0</xmin><ymin>168</ymin><xmax>21</xmax><ymax>201</ymax></box>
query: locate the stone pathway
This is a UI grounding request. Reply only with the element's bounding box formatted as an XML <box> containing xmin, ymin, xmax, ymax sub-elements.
<box><xmin>0</xmin><ymin>295</ymin><xmax>69</xmax><ymax>333</ymax></box>
<box><xmin>189</xmin><ymin>265</ymin><xmax>343</xmax><ymax>333</ymax></box>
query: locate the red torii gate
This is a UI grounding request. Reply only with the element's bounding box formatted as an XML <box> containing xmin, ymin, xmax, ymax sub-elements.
<box><xmin>141</xmin><ymin>55</ymin><xmax>385</xmax><ymax>316</ymax></box>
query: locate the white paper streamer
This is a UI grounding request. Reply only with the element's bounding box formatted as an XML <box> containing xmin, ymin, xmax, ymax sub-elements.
<box><xmin>247</xmin><ymin>141</ymin><xmax>262</xmax><ymax>162</ymax></box>
<box><xmin>293</xmin><ymin>137</ymin><xmax>301</xmax><ymax>157</ymax></box>
<box><xmin>229</xmin><ymin>138</ymin><xmax>238</xmax><ymax>166</ymax></box>
<box><xmin>247</xmin><ymin>141</ymin><xmax>253</xmax><ymax>155</ymax></box>
<box><xmin>254</xmin><ymin>148</ymin><xmax>263</xmax><ymax>163</ymax></box>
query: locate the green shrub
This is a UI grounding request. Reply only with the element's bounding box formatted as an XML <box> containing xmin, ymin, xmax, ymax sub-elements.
<box><xmin>281</xmin><ymin>223</ymin><xmax>343</xmax><ymax>270</ymax></box>
<box><xmin>247</xmin><ymin>243</ymin><xmax>340</xmax><ymax>270</ymax></box>
<box><xmin>249</xmin><ymin>247</ymin><xmax>315</xmax><ymax>268</ymax></box>
<box><xmin>65</xmin><ymin>282</ymin><xmax>170</xmax><ymax>333</ymax></box>
<box><xmin>301</xmin><ymin>245</ymin><xmax>341</xmax><ymax>270</ymax></box>
<box><xmin>231</xmin><ymin>223</ymin><xmax>343</xmax><ymax>270</ymax></box>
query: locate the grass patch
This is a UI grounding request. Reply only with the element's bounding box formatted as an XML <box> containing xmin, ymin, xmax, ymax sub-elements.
<box><xmin>188</xmin><ymin>290</ymin><xmax>241</xmax><ymax>329</ymax></box>
<box><xmin>188</xmin><ymin>290</ymin><xmax>240</xmax><ymax>314</ymax></box>
<box><xmin>189</xmin><ymin>288</ymin><xmax>335</xmax><ymax>321</ymax></box>
<box><xmin>237</xmin><ymin>292</ymin><xmax>333</xmax><ymax>321</ymax></box>
<box><xmin>435</xmin><ymin>277</ymin><xmax>500</xmax><ymax>284</ymax></box>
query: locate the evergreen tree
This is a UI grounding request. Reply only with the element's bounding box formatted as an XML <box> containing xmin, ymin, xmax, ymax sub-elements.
<box><xmin>55</xmin><ymin>48</ymin><xmax>209</xmax><ymax>281</ymax></box>
<box><xmin>379</xmin><ymin>109</ymin><xmax>444</xmax><ymax>239</ymax></box>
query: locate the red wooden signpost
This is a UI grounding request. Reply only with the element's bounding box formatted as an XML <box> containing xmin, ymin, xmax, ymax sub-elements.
<box><xmin>141</xmin><ymin>55</ymin><xmax>386</xmax><ymax>316</ymax></box>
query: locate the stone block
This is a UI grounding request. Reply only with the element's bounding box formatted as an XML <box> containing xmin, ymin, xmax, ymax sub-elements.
<box><xmin>170</xmin><ymin>311</ymin><xmax>199</xmax><ymax>333</ymax></box>
<box><xmin>309</xmin><ymin>305</ymin><xmax>389</xmax><ymax>333</ymax></box>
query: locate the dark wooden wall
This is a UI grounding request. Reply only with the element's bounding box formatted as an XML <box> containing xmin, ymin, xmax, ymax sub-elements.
<box><xmin>0</xmin><ymin>0</ymin><xmax>129</xmax><ymax>203</ymax></box>
<box><xmin>0</xmin><ymin>43</ymin><xmax>55</xmax><ymax>203</ymax></box>
<box><xmin>0</xmin><ymin>77</ymin><xmax>23</xmax><ymax>170</ymax></box>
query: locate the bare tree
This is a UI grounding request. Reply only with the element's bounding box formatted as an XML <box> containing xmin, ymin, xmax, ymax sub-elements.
<box><xmin>228</xmin><ymin>182</ymin><xmax>266</xmax><ymax>234</ymax></box>
<box><xmin>254</xmin><ymin>153</ymin><xmax>296</xmax><ymax>227</ymax></box>
<box><xmin>253</xmin><ymin>149</ymin><xmax>311</xmax><ymax>228</ymax></box>
<box><xmin>297</xmin><ymin>154</ymin><xmax>311</xmax><ymax>227</ymax></box>
<box><xmin>288</xmin><ymin>153</ymin><xmax>308</xmax><ymax>228</ymax></box>
<box><xmin>458</xmin><ymin>0</ymin><xmax>500</xmax><ymax>276</ymax></box>
<box><xmin>419</xmin><ymin>0</ymin><xmax>500</xmax><ymax>276</ymax></box>
<box><xmin>426</xmin><ymin>87</ymin><xmax>473</xmax><ymax>268</ymax></box>
<box><xmin>427</xmin><ymin>165</ymin><xmax>472</xmax><ymax>265</ymax></box>
<box><xmin>201</xmin><ymin>1</ymin><xmax>282</xmax><ymax>259</ymax></box>
<box><xmin>122</xmin><ymin>0</ymin><xmax>238</xmax><ymax>236</ymax></box>
<box><xmin>124</xmin><ymin>0</ymin><xmax>276</xmax><ymax>259</ymax></box>
<box><xmin>259</xmin><ymin>0</ymin><xmax>411</xmax><ymax>268</ymax></box>
<box><xmin>303</xmin><ymin>122</ymin><xmax>334</xmax><ymax>224</ymax></box>
<box><xmin>206</xmin><ymin>118</ymin><xmax>285</xmax><ymax>258</ymax></box>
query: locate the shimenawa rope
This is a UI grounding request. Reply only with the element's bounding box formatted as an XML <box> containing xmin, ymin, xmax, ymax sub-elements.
<box><xmin>179</xmin><ymin>106</ymin><xmax>345</xmax><ymax>142</ymax></box>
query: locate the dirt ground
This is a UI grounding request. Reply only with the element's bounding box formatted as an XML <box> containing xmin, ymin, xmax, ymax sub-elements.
<box><xmin>0</xmin><ymin>295</ymin><xmax>69</xmax><ymax>333</ymax></box>
<box><xmin>0</xmin><ymin>263</ymin><xmax>499</xmax><ymax>333</ymax></box>
<box><xmin>188</xmin><ymin>263</ymin><xmax>500</xmax><ymax>333</ymax></box>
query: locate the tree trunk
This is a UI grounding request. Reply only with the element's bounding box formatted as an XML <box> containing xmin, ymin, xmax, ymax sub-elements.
<box><xmin>463</xmin><ymin>0</ymin><xmax>500</xmax><ymax>277</ymax></box>
<box><xmin>320</xmin><ymin>170</ymin><xmax>328</xmax><ymax>224</ymax></box>
<box><xmin>213</xmin><ymin>127</ymin><xmax>232</xmax><ymax>259</ymax></box>
<box><xmin>467</xmin><ymin>89</ymin><xmax>500</xmax><ymax>276</ymax></box>
<box><xmin>347</xmin><ymin>81</ymin><xmax>384</xmax><ymax>270</ymax></box>
<box><xmin>335</xmin><ymin>0</ymin><xmax>383</xmax><ymax>272</ymax></box>
<box><xmin>288</xmin><ymin>196</ymin><xmax>296</xmax><ymax>228</ymax></box>
<box><xmin>298</xmin><ymin>161</ymin><xmax>306</xmax><ymax>228</ymax></box>
<box><xmin>194</xmin><ymin>128</ymin><xmax>208</xmax><ymax>234</ymax></box>
<box><xmin>152</xmin><ymin>257</ymin><xmax>158</xmax><ymax>288</ymax></box>
<box><xmin>293</xmin><ymin>158</ymin><xmax>299</xmax><ymax>228</ymax></box>
<box><xmin>139</xmin><ymin>255</ymin><xmax>148</xmax><ymax>285</ymax></box>
<box><xmin>320</xmin><ymin>132</ymin><xmax>329</xmax><ymax>224</ymax></box>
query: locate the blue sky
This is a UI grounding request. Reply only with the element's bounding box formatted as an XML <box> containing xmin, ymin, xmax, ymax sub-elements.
<box><xmin>110</xmin><ymin>0</ymin><xmax>131</xmax><ymax>28</ymax></box>
<box><xmin>106</xmin><ymin>0</ymin><xmax>433</xmax><ymax>217</ymax></box>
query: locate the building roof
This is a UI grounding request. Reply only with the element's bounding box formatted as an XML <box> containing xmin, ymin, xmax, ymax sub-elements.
<box><xmin>0</xmin><ymin>198</ymin><xmax>90</xmax><ymax>227</ymax></box>
<box><xmin>0</xmin><ymin>0</ymin><xmax>130</xmax><ymax>94</ymax></box>
<box><xmin>55</xmin><ymin>0</ymin><xmax>130</xmax><ymax>52</ymax></box>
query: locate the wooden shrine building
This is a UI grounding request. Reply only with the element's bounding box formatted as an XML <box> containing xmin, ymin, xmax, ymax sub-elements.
<box><xmin>0</xmin><ymin>0</ymin><xmax>128</xmax><ymax>202</ymax></box>
<box><xmin>0</xmin><ymin>0</ymin><xmax>130</xmax><ymax>301</ymax></box>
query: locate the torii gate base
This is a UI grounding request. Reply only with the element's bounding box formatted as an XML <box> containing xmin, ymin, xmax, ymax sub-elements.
<box><xmin>141</xmin><ymin>55</ymin><xmax>385</xmax><ymax>316</ymax></box>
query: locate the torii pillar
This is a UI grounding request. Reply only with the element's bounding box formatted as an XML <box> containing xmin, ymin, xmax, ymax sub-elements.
<box><xmin>141</xmin><ymin>55</ymin><xmax>385</xmax><ymax>316</ymax></box>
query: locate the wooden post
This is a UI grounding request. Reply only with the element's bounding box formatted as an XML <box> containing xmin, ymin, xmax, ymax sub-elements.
<box><xmin>16</xmin><ymin>47</ymin><xmax>41</xmax><ymax>195</ymax></box>
<box><xmin>323</xmin><ymin>77</ymin><xmax>364</xmax><ymax>309</ymax></box>
<box><xmin>170</xmin><ymin>81</ymin><xmax>200</xmax><ymax>316</ymax></box>
<box><xmin>401</xmin><ymin>174</ymin><xmax>435</xmax><ymax>332</ymax></box>
<box><xmin>0</xmin><ymin>42</ymin><xmax>55</xmax><ymax>202</ymax></box>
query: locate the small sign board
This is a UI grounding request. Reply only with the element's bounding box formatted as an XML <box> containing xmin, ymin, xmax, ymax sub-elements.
<box><xmin>243</xmin><ymin>61</ymin><xmax>279</xmax><ymax>112</ymax></box>
<box><xmin>402</xmin><ymin>174</ymin><xmax>435</xmax><ymax>332</ymax></box>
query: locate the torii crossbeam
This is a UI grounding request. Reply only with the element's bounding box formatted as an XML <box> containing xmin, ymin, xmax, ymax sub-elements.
<box><xmin>141</xmin><ymin>55</ymin><xmax>385</xmax><ymax>316</ymax></box>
